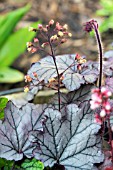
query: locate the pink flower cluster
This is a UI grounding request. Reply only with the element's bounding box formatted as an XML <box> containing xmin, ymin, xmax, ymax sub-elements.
<box><xmin>90</xmin><ymin>87</ymin><xmax>112</xmax><ymax>118</ymax></box>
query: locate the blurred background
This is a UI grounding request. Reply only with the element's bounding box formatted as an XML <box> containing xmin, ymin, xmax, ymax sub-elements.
<box><xmin>0</xmin><ymin>0</ymin><xmax>113</xmax><ymax>94</ymax></box>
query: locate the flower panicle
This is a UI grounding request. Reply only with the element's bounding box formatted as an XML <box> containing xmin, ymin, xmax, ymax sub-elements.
<box><xmin>90</xmin><ymin>87</ymin><xmax>112</xmax><ymax>121</ymax></box>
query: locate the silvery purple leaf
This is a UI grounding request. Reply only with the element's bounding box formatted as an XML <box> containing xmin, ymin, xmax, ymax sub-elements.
<box><xmin>0</xmin><ymin>101</ymin><xmax>47</xmax><ymax>161</ymax></box>
<box><xmin>81</xmin><ymin>68</ymin><xmax>99</xmax><ymax>83</ymax></box>
<box><xmin>50</xmin><ymin>84</ymin><xmax>93</xmax><ymax>111</ymax></box>
<box><xmin>31</xmin><ymin>101</ymin><xmax>104</xmax><ymax>170</ymax></box>
<box><xmin>109</xmin><ymin>100</ymin><xmax>113</xmax><ymax>126</ymax></box>
<box><xmin>105</xmin><ymin>77</ymin><xmax>113</xmax><ymax>93</ymax></box>
<box><xmin>27</xmin><ymin>54</ymin><xmax>98</xmax><ymax>92</ymax></box>
<box><xmin>27</xmin><ymin>54</ymin><xmax>77</xmax><ymax>83</ymax></box>
<box><xmin>91</xmin><ymin>59</ymin><xmax>113</xmax><ymax>77</ymax></box>
<box><xmin>103</xmin><ymin>60</ymin><xmax>113</xmax><ymax>76</ymax></box>
<box><xmin>62</xmin><ymin>73</ymin><xmax>85</xmax><ymax>91</ymax></box>
<box><xmin>104</xmin><ymin>50</ymin><xmax>113</xmax><ymax>59</ymax></box>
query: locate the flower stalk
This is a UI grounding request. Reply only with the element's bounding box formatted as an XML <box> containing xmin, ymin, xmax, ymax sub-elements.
<box><xmin>85</xmin><ymin>20</ymin><xmax>113</xmax><ymax>162</ymax></box>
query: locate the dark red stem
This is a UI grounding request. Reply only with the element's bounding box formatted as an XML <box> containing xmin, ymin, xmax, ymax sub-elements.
<box><xmin>93</xmin><ymin>23</ymin><xmax>103</xmax><ymax>89</ymax></box>
<box><xmin>48</xmin><ymin>35</ymin><xmax>61</xmax><ymax>111</ymax></box>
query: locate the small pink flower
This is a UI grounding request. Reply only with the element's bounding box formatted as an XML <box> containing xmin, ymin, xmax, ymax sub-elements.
<box><xmin>34</xmin><ymin>38</ymin><xmax>39</xmax><ymax>43</ymax></box>
<box><xmin>101</xmin><ymin>87</ymin><xmax>112</xmax><ymax>97</ymax></box>
<box><xmin>90</xmin><ymin>87</ymin><xmax>112</xmax><ymax>121</ymax></box>
<box><xmin>56</xmin><ymin>22</ymin><xmax>62</xmax><ymax>31</ymax></box>
<box><xmin>49</xmin><ymin>19</ymin><xmax>54</xmax><ymax>26</ymax></box>
<box><xmin>94</xmin><ymin>114</ymin><xmax>102</xmax><ymax>124</ymax></box>
<box><xmin>38</xmin><ymin>24</ymin><xmax>43</xmax><ymax>30</ymax></box>
<box><xmin>91</xmin><ymin>93</ymin><xmax>102</xmax><ymax>102</ymax></box>
<box><xmin>100</xmin><ymin>109</ymin><xmax>106</xmax><ymax>117</ymax></box>
<box><xmin>90</xmin><ymin>100</ymin><xmax>100</xmax><ymax>109</ymax></box>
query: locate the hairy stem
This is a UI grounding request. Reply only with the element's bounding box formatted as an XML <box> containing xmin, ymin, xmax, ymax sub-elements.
<box><xmin>48</xmin><ymin>36</ymin><xmax>61</xmax><ymax>111</ymax></box>
<box><xmin>93</xmin><ymin>24</ymin><xmax>103</xmax><ymax>89</ymax></box>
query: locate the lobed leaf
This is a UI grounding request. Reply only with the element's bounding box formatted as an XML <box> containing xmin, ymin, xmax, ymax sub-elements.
<box><xmin>62</xmin><ymin>73</ymin><xmax>85</xmax><ymax>91</ymax></box>
<box><xmin>0</xmin><ymin>101</ymin><xmax>47</xmax><ymax>161</ymax></box>
<box><xmin>30</xmin><ymin>101</ymin><xmax>104</xmax><ymax>170</ymax></box>
<box><xmin>50</xmin><ymin>84</ymin><xmax>93</xmax><ymax>111</ymax></box>
<box><xmin>28</xmin><ymin>54</ymin><xmax>98</xmax><ymax>91</ymax></box>
<box><xmin>105</xmin><ymin>77</ymin><xmax>113</xmax><ymax>93</ymax></box>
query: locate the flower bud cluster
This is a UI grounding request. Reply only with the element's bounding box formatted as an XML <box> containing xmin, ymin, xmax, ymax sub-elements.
<box><xmin>90</xmin><ymin>87</ymin><xmax>112</xmax><ymax>119</ymax></box>
<box><xmin>26</xmin><ymin>19</ymin><xmax>72</xmax><ymax>54</ymax></box>
<box><xmin>75</xmin><ymin>54</ymin><xmax>87</xmax><ymax>71</ymax></box>
<box><xmin>26</xmin><ymin>41</ymin><xmax>37</xmax><ymax>53</ymax></box>
<box><xmin>24</xmin><ymin>72</ymin><xmax>38</xmax><ymax>93</ymax></box>
<box><xmin>84</xmin><ymin>19</ymin><xmax>98</xmax><ymax>33</ymax></box>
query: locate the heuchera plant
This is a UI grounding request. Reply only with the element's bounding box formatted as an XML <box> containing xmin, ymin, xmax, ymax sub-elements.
<box><xmin>1</xmin><ymin>19</ymin><xmax>113</xmax><ymax>170</ymax></box>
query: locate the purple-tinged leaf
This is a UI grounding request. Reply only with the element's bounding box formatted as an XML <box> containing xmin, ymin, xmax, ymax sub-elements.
<box><xmin>50</xmin><ymin>84</ymin><xmax>93</xmax><ymax>111</ymax></box>
<box><xmin>0</xmin><ymin>101</ymin><xmax>47</xmax><ymax>161</ymax></box>
<box><xmin>62</xmin><ymin>73</ymin><xmax>85</xmax><ymax>91</ymax></box>
<box><xmin>30</xmin><ymin>101</ymin><xmax>104</xmax><ymax>169</ymax></box>
<box><xmin>105</xmin><ymin>77</ymin><xmax>113</xmax><ymax>93</ymax></box>
<box><xmin>27</xmin><ymin>54</ymin><xmax>98</xmax><ymax>91</ymax></box>
<box><xmin>96</xmin><ymin>151</ymin><xmax>113</xmax><ymax>170</ymax></box>
<box><xmin>109</xmin><ymin>100</ymin><xmax>113</xmax><ymax>126</ymax></box>
<box><xmin>103</xmin><ymin>60</ymin><xmax>113</xmax><ymax>76</ymax></box>
<box><xmin>91</xmin><ymin>59</ymin><xmax>113</xmax><ymax>77</ymax></box>
<box><xmin>104</xmin><ymin>50</ymin><xmax>113</xmax><ymax>59</ymax></box>
<box><xmin>81</xmin><ymin>68</ymin><xmax>99</xmax><ymax>83</ymax></box>
<box><xmin>28</xmin><ymin>54</ymin><xmax>77</xmax><ymax>83</ymax></box>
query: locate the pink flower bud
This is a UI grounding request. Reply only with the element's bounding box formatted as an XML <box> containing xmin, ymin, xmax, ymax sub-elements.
<box><xmin>38</xmin><ymin>24</ymin><xmax>43</xmax><ymax>30</ymax></box>
<box><xmin>61</xmin><ymin>38</ymin><xmax>67</xmax><ymax>43</ymax></box>
<box><xmin>25</xmin><ymin>75</ymin><xmax>32</xmax><ymax>82</ymax></box>
<box><xmin>31</xmin><ymin>47</ymin><xmax>37</xmax><ymax>53</ymax></box>
<box><xmin>101</xmin><ymin>87</ymin><xmax>106</xmax><ymax>93</ymax></box>
<box><xmin>33</xmin><ymin>72</ymin><xmax>38</xmax><ymax>78</ymax></box>
<box><xmin>76</xmin><ymin>54</ymin><xmax>81</xmax><ymax>60</ymax></box>
<box><xmin>46</xmin><ymin>25</ymin><xmax>49</xmax><ymax>29</ymax></box>
<box><xmin>41</xmin><ymin>42</ymin><xmax>49</xmax><ymax>48</ymax></box>
<box><xmin>56</xmin><ymin>22</ymin><xmax>62</xmax><ymax>31</ymax></box>
<box><xmin>77</xmin><ymin>64</ymin><xmax>82</xmax><ymax>71</ymax></box>
<box><xmin>100</xmin><ymin>109</ymin><xmax>106</xmax><ymax>117</ymax></box>
<box><xmin>94</xmin><ymin>114</ymin><xmax>102</xmax><ymax>124</ymax></box>
<box><xmin>90</xmin><ymin>100</ymin><xmax>100</xmax><ymax>109</ymax></box>
<box><xmin>91</xmin><ymin>93</ymin><xmax>102</xmax><ymax>103</ymax></box>
<box><xmin>49</xmin><ymin>19</ymin><xmax>54</xmax><ymax>26</ymax></box>
<box><xmin>91</xmin><ymin>88</ymin><xmax>100</xmax><ymax>93</ymax></box>
<box><xmin>34</xmin><ymin>38</ymin><xmax>39</xmax><ymax>43</ymax></box>
<box><xmin>106</xmin><ymin>91</ymin><xmax>112</xmax><ymax>97</ymax></box>
<box><xmin>105</xmin><ymin>103</ymin><xmax>111</xmax><ymax>111</ymax></box>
